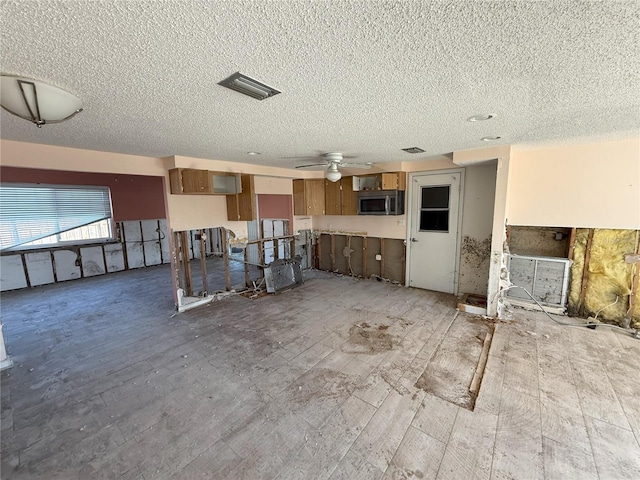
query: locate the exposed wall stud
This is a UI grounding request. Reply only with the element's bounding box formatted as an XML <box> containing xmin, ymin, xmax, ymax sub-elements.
<box><xmin>199</xmin><ymin>229</ymin><xmax>208</xmax><ymax>294</ymax></box>
<box><xmin>568</xmin><ymin>227</ymin><xmax>577</xmax><ymax>260</ymax></box>
<box><xmin>363</xmin><ymin>237</ymin><xmax>368</xmax><ymax>278</ymax></box>
<box><xmin>20</xmin><ymin>253</ymin><xmax>31</xmax><ymax>288</ymax></box>
<box><xmin>221</xmin><ymin>228</ymin><xmax>231</xmax><ymax>291</ymax></box>
<box><xmin>180</xmin><ymin>231</ymin><xmax>193</xmax><ymax>296</ymax></box>
<box><xmin>578</xmin><ymin>228</ymin><xmax>594</xmax><ymax>316</ymax></box>
<box><xmin>380</xmin><ymin>238</ymin><xmax>385</xmax><ymax>278</ymax></box>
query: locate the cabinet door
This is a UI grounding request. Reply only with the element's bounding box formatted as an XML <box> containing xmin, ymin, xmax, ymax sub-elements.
<box><xmin>293</xmin><ymin>179</ymin><xmax>306</xmax><ymax>215</ymax></box>
<box><xmin>325</xmin><ymin>179</ymin><xmax>341</xmax><ymax>215</ymax></box>
<box><xmin>227</xmin><ymin>175</ymin><xmax>256</xmax><ymax>220</ymax></box>
<box><xmin>181</xmin><ymin>169</ymin><xmax>211</xmax><ymax>193</ymax></box>
<box><xmin>341</xmin><ymin>177</ymin><xmax>357</xmax><ymax>215</ymax></box>
<box><xmin>237</xmin><ymin>174</ymin><xmax>256</xmax><ymax>221</ymax></box>
<box><xmin>381</xmin><ymin>172</ymin><xmax>406</xmax><ymax>190</ymax></box>
<box><xmin>381</xmin><ymin>173</ymin><xmax>398</xmax><ymax>190</ymax></box>
<box><xmin>306</xmin><ymin>179</ymin><xmax>325</xmax><ymax>215</ymax></box>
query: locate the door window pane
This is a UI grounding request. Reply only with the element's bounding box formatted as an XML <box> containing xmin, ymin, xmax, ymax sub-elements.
<box><xmin>419</xmin><ymin>186</ymin><xmax>450</xmax><ymax>232</ymax></box>
<box><xmin>421</xmin><ymin>186</ymin><xmax>449</xmax><ymax>209</ymax></box>
<box><xmin>420</xmin><ymin>211</ymin><xmax>449</xmax><ymax>231</ymax></box>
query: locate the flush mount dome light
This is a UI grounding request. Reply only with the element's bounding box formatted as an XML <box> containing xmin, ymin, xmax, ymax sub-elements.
<box><xmin>1</xmin><ymin>75</ymin><xmax>83</xmax><ymax>127</ymax></box>
<box><xmin>481</xmin><ymin>135</ymin><xmax>502</xmax><ymax>141</ymax></box>
<box><xmin>467</xmin><ymin>114</ymin><xmax>495</xmax><ymax>122</ymax></box>
<box><xmin>247</xmin><ymin>151</ymin><xmax>261</xmax><ymax>155</ymax></box>
<box><xmin>218</xmin><ymin>72</ymin><xmax>281</xmax><ymax>100</ymax></box>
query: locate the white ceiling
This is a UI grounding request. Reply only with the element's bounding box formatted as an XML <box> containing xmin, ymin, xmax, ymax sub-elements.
<box><xmin>1</xmin><ymin>1</ymin><xmax>638</xmax><ymax>169</ymax></box>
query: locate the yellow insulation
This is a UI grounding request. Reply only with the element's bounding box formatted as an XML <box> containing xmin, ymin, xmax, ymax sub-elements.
<box><xmin>568</xmin><ymin>229</ymin><xmax>588</xmax><ymax>315</ymax></box>
<box><xmin>568</xmin><ymin>229</ymin><xmax>639</xmax><ymax>323</ymax></box>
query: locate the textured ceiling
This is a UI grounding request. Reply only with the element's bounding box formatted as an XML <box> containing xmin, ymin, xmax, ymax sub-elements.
<box><xmin>1</xmin><ymin>1</ymin><xmax>639</xmax><ymax>169</ymax></box>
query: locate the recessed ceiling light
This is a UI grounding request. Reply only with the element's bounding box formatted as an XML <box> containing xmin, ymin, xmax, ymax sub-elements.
<box><xmin>467</xmin><ymin>114</ymin><xmax>495</xmax><ymax>122</ymax></box>
<box><xmin>401</xmin><ymin>147</ymin><xmax>425</xmax><ymax>154</ymax></box>
<box><xmin>247</xmin><ymin>151</ymin><xmax>261</xmax><ymax>155</ymax></box>
<box><xmin>481</xmin><ymin>136</ymin><xmax>502</xmax><ymax>142</ymax></box>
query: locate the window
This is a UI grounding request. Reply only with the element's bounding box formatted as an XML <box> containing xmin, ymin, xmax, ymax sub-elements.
<box><xmin>0</xmin><ymin>184</ymin><xmax>114</xmax><ymax>250</ymax></box>
<box><xmin>419</xmin><ymin>185</ymin><xmax>450</xmax><ymax>232</ymax></box>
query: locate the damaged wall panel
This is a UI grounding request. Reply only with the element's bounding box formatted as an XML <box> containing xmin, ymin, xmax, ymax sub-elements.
<box><xmin>568</xmin><ymin>228</ymin><xmax>639</xmax><ymax>322</ymax></box>
<box><xmin>459</xmin><ymin>236</ymin><xmax>492</xmax><ymax>296</ymax></box>
<box><xmin>315</xmin><ymin>234</ymin><xmax>404</xmax><ymax>284</ymax></box>
<box><xmin>382</xmin><ymin>238</ymin><xmax>405</xmax><ymax>284</ymax></box>
<box><xmin>0</xmin><ymin>218</ymin><xmax>171</xmax><ymax>291</ymax></box>
<box><xmin>319</xmin><ymin>234</ymin><xmax>332</xmax><ymax>272</ymax></box>
<box><xmin>53</xmin><ymin>250</ymin><xmax>81</xmax><ymax>281</ymax></box>
<box><xmin>333</xmin><ymin>235</ymin><xmax>348</xmax><ymax>275</ymax></box>
<box><xmin>458</xmin><ymin>162</ymin><xmax>497</xmax><ymax>297</ymax></box>
<box><xmin>365</xmin><ymin>237</ymin><xmax>382</xmax><ymax>279</ymax></box>
<box><xmin>509</xmin><ymin>226</ymin><xmax>571</xmax><ymax>258</ymax></box>
<box><xmin>349</xmin><ymin>236</ymin><xmax>364</xmax><ymax>277</ymax></box>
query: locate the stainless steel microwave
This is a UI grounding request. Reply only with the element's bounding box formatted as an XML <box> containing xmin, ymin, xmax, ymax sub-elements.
<box><xmin>357</xmin><ymin>190</ymin><xmax>405</xmax><ymax>215</ymax></box>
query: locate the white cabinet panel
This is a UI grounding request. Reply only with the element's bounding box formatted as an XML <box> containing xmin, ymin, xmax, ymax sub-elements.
<box><xmin>126</xmin><ymin>243</ymin><xmax>145</xmax><ymax>269</ymax></box>
<box><xmin>80</xmin><ymin>246</ymin><xmax>106</xmax><ymax>277</ymax></box>
<box><xmin>122</xmin><ymin>221</ymin><xmax>142</xmax><ymax>242</ymax></box>
<box><xmin>1</xmin><ymin>255</ymin><xmax>27</xmax><ymax>291</ymax></box>
<box><xmin>53</xmin><ymin>250</ymin><xmax>81</xmax><ymax>281</ymax></box>
<box><xmin>104</xmin><ymin>243</ymin><xmax>125</xmax><ymax>272</ymax></box>
<box><xmin>141</xmin><ymin>220</ymin><xmax>161</xmax><ymax>266</ymax></box>
<box><xmin>123</xmin><ymin>221</ymin><xmax>144</xmax><ymax>268</ymax></box>
<box><xmin>25</xmin><ymin>252</ymin><xmax>55</xmax><ymax>286</ymax></box>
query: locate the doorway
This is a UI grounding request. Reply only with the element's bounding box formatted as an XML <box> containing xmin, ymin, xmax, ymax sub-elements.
<box><xmin>407</xmin><ymin>170</ymin><xmax>463</xmax><ymax>294</ymax></box>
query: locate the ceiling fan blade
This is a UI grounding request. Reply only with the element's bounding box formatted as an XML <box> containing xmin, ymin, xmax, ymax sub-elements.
<box><xmin>295</xmin><ymin>163</ymin><xmax>328</xmax><ymax>169</ymax></box>
<box><xmin>341</xmin><ymin>162</ymin><xmax>372</xmax><ymax>169</ymax></box>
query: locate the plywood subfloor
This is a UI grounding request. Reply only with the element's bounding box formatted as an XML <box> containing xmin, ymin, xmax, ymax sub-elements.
<box><xmin>1</xmin><ymin>266</ymin><xmax>639</xmax><ymax>479</ymax></box>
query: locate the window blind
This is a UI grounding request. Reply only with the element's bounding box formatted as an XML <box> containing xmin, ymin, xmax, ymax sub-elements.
<box><xmin>0</xmin><ymin>184</ymin><xmax>113</xmax><ymax>250</ymax></box>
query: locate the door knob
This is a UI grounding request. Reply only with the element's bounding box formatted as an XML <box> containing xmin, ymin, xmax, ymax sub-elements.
<box><xmin>411</xmin><ymin>237</ymin><xmax>418</xmax><ymax>242</ymax></box>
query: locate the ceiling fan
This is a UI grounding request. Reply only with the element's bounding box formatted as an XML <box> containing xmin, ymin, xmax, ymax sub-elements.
<box><xmin>294</xmin><ymin>152</ymin><xmax>372</xmax><ymax>182</ymax></box>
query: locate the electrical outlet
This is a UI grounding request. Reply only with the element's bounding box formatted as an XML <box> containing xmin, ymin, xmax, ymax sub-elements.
<box><xmin>375</xmin><ymin>254</ymin><xmax>382</xmax><ymax>261</ymax></box>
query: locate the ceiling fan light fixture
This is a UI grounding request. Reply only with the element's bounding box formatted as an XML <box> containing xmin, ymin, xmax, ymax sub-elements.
<box><xmin>0</xmin><ymin>75</ymin><xmax>83</xmax><ymax>127</ymax></box>
<box><xmin>326</xmin><ymin>163</ymin><xmax>342</xmax><ymax>182</ymax></box>
<box><xmin>218</xmin><ymin>72</ymin><xmax>281</xmax><ymax>100</ymax></box>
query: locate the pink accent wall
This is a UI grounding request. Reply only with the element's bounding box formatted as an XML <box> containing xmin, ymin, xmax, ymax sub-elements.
<box><xmin>0</xmin><ymin>166</ymin><xmax>166</xmax><ymax>221</ymax></box>
<box><xmin>257</xmin><ymin>194</ymin><xmax>293</xmax><ymax>227</ymax></box>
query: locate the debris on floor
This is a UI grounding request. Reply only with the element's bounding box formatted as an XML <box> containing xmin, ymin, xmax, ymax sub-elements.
<box><xmin>457</xmin><ymin>293</ymin><xmax>488</xmax><ymax>315</ymax></box>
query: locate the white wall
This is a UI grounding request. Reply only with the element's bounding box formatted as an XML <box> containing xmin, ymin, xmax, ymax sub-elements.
<box><xmin>507</xmin><ymin>138</ymin><xmax>640</xmax><ymax>229</ymax></box>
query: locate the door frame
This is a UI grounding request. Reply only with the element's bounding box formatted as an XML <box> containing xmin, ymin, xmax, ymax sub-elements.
<box><xmin>405</xmin><ymin>168</ymin><xmax>465</xmax><ymax>294</ymax></box>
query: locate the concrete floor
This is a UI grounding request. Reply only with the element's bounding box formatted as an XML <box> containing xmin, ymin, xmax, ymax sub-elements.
<box><xmin>1</xmin><ymin>265</ymin><xmax>639</xmax><ymax>479</ymax></box>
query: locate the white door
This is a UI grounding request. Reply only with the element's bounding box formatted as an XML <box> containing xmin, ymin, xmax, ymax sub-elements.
<box><xmin>408</xmin><ymin>172</ymin><xmax>462</xmax><ymax>293</ymax></box>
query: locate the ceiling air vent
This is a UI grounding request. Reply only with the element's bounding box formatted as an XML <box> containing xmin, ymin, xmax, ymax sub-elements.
<box><xmin>402</xmin><ymin>147</ymin><xmax>425</xmax><ymax>154</ymax></box>
<box><xmin>218</xmin><ymin>72</ymin><xmax>281</xmax><ymax>100</ymax></box>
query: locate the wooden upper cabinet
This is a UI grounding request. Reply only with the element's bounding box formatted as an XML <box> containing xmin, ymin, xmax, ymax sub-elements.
<box><xmin>169</xmin><ymin>168</ymin><xmax>210</xmax><ymax>194</ymax></box>
<box><xmin>226</xmin><ymin>174</ymin><xmax>256</xmax><ymax>221</ymax></box>
<box><xmin>353</xmin><ymin>172</ymin><xmax>407</xmax><ymax>192</ymax></box>
<box><xmin>293</xmin><ymin>179</ymin><xmax>325</xmax><ymax>215</ymax></box>
<box><xmin>381</xmin><ymin>172</ymin><xmax>407</xmax><ymax>190</ymax></box>
<box><xmin>168</xmin><ymin>168</ymin><xmax>242</xmax><ymax>195</ymax></box>
<box><xmin>341</xmin><ymin>177</ymin><xmax>358</xmax><ymax>215</ymax></box>
<box><xmin>180</xmin><ymin>169</ymin><xmax>211</xmax><ymax>193</ymax></box>
<box><xmin>324</xmin><ymin>179</ymin><xmax>341</xmax><ymax>215</ymax></box>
